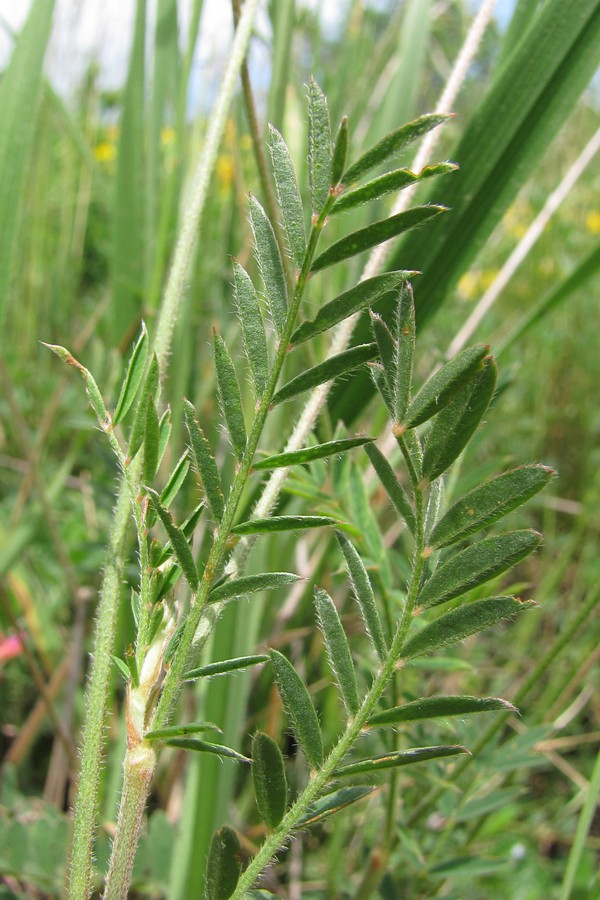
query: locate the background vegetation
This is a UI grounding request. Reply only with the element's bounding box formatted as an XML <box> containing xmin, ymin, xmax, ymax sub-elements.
<box><xmin>0</xmin><ymin>0</ymin><xmax>599</xmax><ymax>897</ymax></box>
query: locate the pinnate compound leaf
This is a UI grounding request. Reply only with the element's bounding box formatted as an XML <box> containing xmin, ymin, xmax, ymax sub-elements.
<box><xmin>254</xmin><ymin>437</ymin><xmax>373</xmax><ymax>471</ymax></box>
<box><xmin>332</xmin><ymin>162</ymin><xmax>458</xmax><ymax>214</ymax></box>
<box><xmin>113</xmin><ymin>322</ymin><xmax>149</xmax><ymax>424</ymax></box>
<box><xmin>396</xmin><ymin>283</ymin><xmax>415</xmax><ymax>422</ymax></box>
<box><xmin>160</xmin><ymin>451</ymin><xmax>190</xmax><ymax>508</ymax></box>
<box><xmin>335</xmin><ymin>745</ymin><xmax>468</xmax><ymax>777</ymax></box>
<box><xmin>270</xmin><ymin>649</ymin><xmax>323</xmax><ymax>769</ymax></box>
<box><xmin>310</xmin><ymin>206</ymin><xmax>447</xmax><ymax>273</ymax></box>
<box><xmin>208</xmin><ymin>572</ymin><xmax>301</xmax><ymax>603</ymax></box>
<box><xmin>430</xmin><ymin>465</ymin><xmax>555</xmax><ymax>548</ymax></box>
<box><xmin>205</xmin><ymin>826</ymin><xmax>242</xmax><ymax>900</ymax></box>
<box><xmin>296</xmin><ymin>786</ymin><xmax>376</xmax><ymax>827</ymax></box>
<box><xmin>272</xmin><ymin>343</ymin><xmax>377</xmax><ymax>406</ymax></box>
<box><xmin>331</xmin><ymin>115</ymin><xmax>349</xmax><ymax>185</ymax></box>
<box><xmin>145</xmin><ymin>488</ymin><xmax>199</xmax><ymax>592</ymax></box>
<box><xmin>233</xmin><ymin>262</ymin><xmax>269</xmax><ymax>397</ymax></box>
<box><xmin>402</xmin><ymin>595</ymin><xmax>535</xmax><ymax>659</ymax></box>
<box><xmin>184</xmin><ymin>399</ymin><xmax>225</xmax><ymax>522</ymax></box>
<box><xmin>368</xmin><ymin>695</ymin><xmax>515</xmax><ymax>728</ymax></box>
<box><xmin>402</xmin><ymin>345</ymin><xmax>489</xmax><ymax>428</ymax></box>
<box><xmin>252</xmin><ymin>731</ymin><xmax>288</xmax><ymax>829</ymax></box>
<box><xmin>184</xmin><ymin>655</ymin><xmax>269</xmax><ymax>681</ymax></box>
<box><xmin>308</xmin><ymin>77</ymin><xmax>332</xmax><ymax>212</ymax></box>
<box><xmin>423</xmin><ymin>356</ymin><xmax>498</xmax><ymax>482</ymax></box>
<box><xmin>232</xmin><ymin>515</ymin><xmax>338</xmax><ymax>536</ymax></box>
<box><xmin>129</xmin><ymin>353</ymin><xmax>159</xmax><ymax>458</ymax></box>
<box><xmin>214</xmin><ymin>330</ymin><xmax>247</xmax><ymax>460</ymax></box>
<box><xmin>290</xmin><ymin>272</ymin><xmax>416</xmax><ymax>346</ymax></box>
<box><xmin>163</xmin><ymin>739</ymin><xmax>250</xmax><ymax>764</ymax></box>
<box><xmin>418</xmin><ymin>529</ymin><xmax>541</xmax><ymax>609</ymax></box>
<box><xmin>248</xmin><ymin>194</ymin><xmax>288</xmax><ymax>335</ymax></box>
<box><xmin>145</xmin><ymin>721</ymin><xmax>222</xmax><ymax>741</ymax></box>
<box><xmin>315</xmin><ymin>588</ymin><xmax>359</xmax><ymax>715</ymax></box>
<box><xmin>268</xmin><ymin>126</ymin><xmax>306</xmax><ymax>269</ymax></box>
<box><xmin>364</xmin><ymin>443</ymin><xmax>416</xmax><ymax>534</ymax></box>
<box><xmin>343</xmin><ymin>113</ymin><xmax>449</xmax><ymax>184</ymax></box>
<box><xmin>142</xmin><ymin>396</ymin><xmax>159</xmax><ymax>484</ymax></box>
<box><xmin>336</xmin><ymin>532</ymin><xmax>387</xmax><ymax>661</ymax></box>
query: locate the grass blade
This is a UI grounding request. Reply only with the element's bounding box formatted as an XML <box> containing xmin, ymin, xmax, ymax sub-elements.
<box><xmin>314</xmin><ymin>588</ymin><xmax>359</xmax><ymax>716</ymax></box>
<box><xmin>272</xmin><ymin>343</ymin><xmax>377</xmax><ymax>406</ymax></box>
<box><xmin>270</xmin><ymin>649</ymin><xmax>324</xmax><ymax>770</ymax></box>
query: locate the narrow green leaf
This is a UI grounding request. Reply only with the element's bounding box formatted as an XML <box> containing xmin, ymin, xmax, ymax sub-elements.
<box><xmin>290</xmin><ymin>272</ymin><xmax>416</xmax><ymax>346</ymax></box>
<box><xmin>113</xmin><ymin>323</ymin><xmax>149</xmax><ymax>424</ymax></box>
<box><xmin>343</xmin><ymin>113</ymin><xmax>449</xmax><ymax>184</ymax></box>
<box><xmin>332</xmin><ymin>162</ymin><xmax>457</xmax><ymax>214</ymax></box>
<box><xmin>368</xmin><ymin>696</ymin><xmax>515</xmax><ymax>728</ymax></box>
<box><xmin>418</xmin><ymin>530</ymin><xmax>542</xmax><ymax>609</ymax></box>
<box><xmin>184</xmin><ymin>655</ymin><xmax>269</xmax><ymax>681</ymax></box>
<box><xmin>336</xmin><ymin>532</ymin><xmax>387</xmax><ymax>661</ymax></box>
<box><xmin>153</xmin><ymin>499</ymin><xmax>205</xmax><ymax>568</ymax></box>
<box><xmin>310</xmin><ymin>206</ymin><xmax>447</xmax><ymax>273</ymax></box>
<box><xmin>272</xmin><ymin>343</ymin><xmax>377</xmax><ymax>406</ymax></box>
<box><xmin>160</xmin><ymin>451</ymin><xmax>190</xmax><ymax>508</ymax></box>
<box><xmin>430</xmin><ymin>465</ymin><xmax>555</xmax><ymax>549</ymax></box>
<box><xmin>308</xmin><ymin>77</ymin><xmax>332</xmax><ymax>212</ymax></box>
<box><xmin>314</xmin><ymin>588</ymin><xmax>359</xmax><ymax>715</ymax></box>
<box><xmin>254</xmin><ymin>437</ymin><xmax>373</xmax><ymax>471</ymax></box>
<box><xmin>296</xmin><ymin>786</ymin><xmax>376</xmax><ymax>827</ymax></box>
<box><xmin>396</xmin><ymin>283</ymin><xmax>415</xmax><ymax>422</ymax></box>
<box><xmin>181</xmin><ymin>501</ymin><xmax>205</xmax><ymax>540</ymax></box>
<box><xmin>213</xmin><ymin>330</ymin><xmax>247</xmax><ymax>460</ymax></box>
<box><xmin>44</xmin><ymin>345</ymin><xmax>110</xmax><ymax>427</ymax></box>
<box><xmin>143</xmin><ymin>397</ymin><xmax>160</xmax><ymax>484</ymax></box>
<box><xmin>370</xmin><ymin>311</ymin><xmax>397</xmax><ymax>405</ymax></box>
<box><xmin>145</xmin><ymin>721</ymin><xmax>222</xmax><ymax>741</ymax></box>
<box><xmin>364</xmin><ymin>443</ymin><xmax>416</xmax><ymax>535</ymax></box>
<box><xmin>111</xmin><ymin>655</ymin><xmax>131</xmax><ymax>683</ymax></box>
<box><xmin>335</xmin><ymin>745</ymin><xmax>468</xmax><ymax>777</ymax></box>
<box><xmin>163</xmin><ymin>739</ymin><xmax>251</xmax><ymax>764</ymax></box>
<box><xmin>402</xmin><ymin>345</ymin><xmax>489</xmax><ymax>429</ymax></box>
<box><xmin>248</xmin><ymin>194</ymin><xmax>288</xmax><ymax>336</ymax></box>
<box><xmin>184</xmin><ymin>398</ymin><xmax>225</xmax><ymax>522</ymax></box>
<box><xmin>208</xmin><ymin>572</ymin><xmax>301</xmax><ymax>603</ymax></box>
<box><xmin>252</xmin><ymin>732</ymin><xmax>288</xmax><ymax>829</ymax></box>
<box><xmin>205</xmin><ymin>826</ymin><xmax>242</xmax><ymax>900</ymax></box>
<box><xmin>129</xmin><ymin>353</ymin><xmax>159</xmax><ymax>458</ymax></box>
<box><xmin>402</xmin><ymin>595</ymin><xmax>535</xmax><ymax>659</ymax></box>
<box><xmin>269</xmin><ymin>649</ymin><xmax>323</xmax><ymax>769</ymax></box>
<box><xmin>331</xmin><ymin>116</ymin><xmax>349</xmax><ymax>185</ymax></box>
<box><xmin>157</xmin><ymin>407</ymin><xmax>172</xmax><ymax>470</ymax></box>
<box><xmin>232</xmin><ymin>515</ymin><xmax>337</xmax><ymax>536</ymax></box>
<box><xmin>145</xmin><ymin>488</ymin><xmax>199</xmax><ymax>592</ymax></box>
<box><xmin>369</xmin><ymin>363</ymin><xmax>395</xmax><ymax>416</ymax></box>
<box><xmin>233</xmin><ymin>262</ymin><xmax>269</xmax><ymax>397</ymax></box>
<box><xmin>423</xmin><ymin>356</ymin><xmax>498</xmax><ymax>482</ymax></box>
<box><xmin>268</xmin><ymin>125</ymin><xmax>306</xmax><ymax>269</ymax></box>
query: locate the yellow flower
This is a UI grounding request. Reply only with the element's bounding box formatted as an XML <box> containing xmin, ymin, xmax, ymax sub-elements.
<box><xmin>216</xmin><ymin>155</ymin><xmax>234</xmax><ymax>188</ymax></box>
<box><xmin>457</xmin><ymin>271</ymin><xmax>477</xmax><ymax>300</ymax></box>
<box><xmin>586</xmin><ymin>210</ymin><xmax>600</xmax><ymax>234</ymax></box>
<box><xmin>161</xmin><ymin>126</ymin><xmax>176</xmax><ymax>147</ymax></box>
<box><xmin>94</xmin><ymin>141</ymin><xmax>116</xmax><ymax>163</ymax></box>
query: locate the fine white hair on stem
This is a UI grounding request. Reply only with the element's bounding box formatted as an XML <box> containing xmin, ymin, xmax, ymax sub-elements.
<box><xmin>447</xmin><ymin>124</ymin><xmax>600</xmax><ymax>358</ymax></box>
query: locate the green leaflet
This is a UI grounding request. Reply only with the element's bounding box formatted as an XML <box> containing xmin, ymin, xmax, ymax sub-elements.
<box><xmin>402</xmin><ymin>345</ymin><xmax>489</xmax><ymax>428</ymax></box>
<box><xmin>272</xmin><ymin>343</ymin><xmax>377</xmax><ymax>406</ymax></box>
<box><xmin>291</xmin><ymin>272</ymin><xmax>415</xmax><ymax>346</ymax></box>
<box><xmin>113</xmin><ymin>323</ymin><xmax>149</xmax><ymax>424</ymax></box>
<box><xmin>269</xmin><ymin>649</ymin><xmax>323</xmax><ymax>770</ymax></box>
<box><xmin>205</xmin><ymin>826</ymin><xmax>242</xmax><ymax>900</ymax></box>
<box><xmin>310</xmin><ymin>205</ymin><xmax>447</xmax><ymax>273</ymax></box>
<box><xmin>145</xmin><ymin>488</ymin><xmax>199</xmax><ymax>592</ymax></box>
<box><xmin>163</xmin><ymin>739</ymin><xmax>251</xmax><ymax>764</ymax></box>
<box><xmin>232</xmin><ymin>515</ymin><xmax>338</xmax><ymax>536</ymax></box>
<box><xmin>213</xmin><ymin>330</ymin><xmax>247</xmax><ymax>460</ymax></box>
<box><xmin>364</xmin><ymin>443</ymin><xmax>416</xmax><ymax>535</ymax></box>
<box><xmin>268</xmin><ymin>125</ymin><xmax>306</xmax><ymax>269</ymax></box>
<box><xmin>184</xmin><ymin>655</ymin><xmax>269</xmax><ymax>681</ymax></box>
<box><xmin>343</xmin><ymin>113</ymin><xmax>449</xmax><ymax>184</ymax></box>
<box><xmin>308</xmin><ymin>77</ymin><xmax>332</xmax><ymax>213</ymax></box>
<box><xmin>232</xmin><ymin>262</ymin><xmax>269</xmax><ymax>397</ymax></box>
<box><xmin>207</xmin><ymin>572</ymin><xmax>301</xmax><ymax>603</ymax></box>
<box><xmin>111</xmin><ymin>655</ymin><xmax>132</xmax><ymax>684</ymax></box>
<box><xmin>129</xmin><ymin>353</ymin><xmax>159</xmax><ymax>458</ymax></box>
<box><xmin>331</xmin><ymin>116</ymin><xmax>349</xmax><ymax>185</ymax></box>
<box><xmin>44</xmin><ymin>344</ymin><xmax>110</xmax><ymax>426</ymax></box>
<box><xmin>370</xmin><ymin>363</ymin><xmax>394</xmax><ymax>416</ymax></box>
<box><xmin>248</xmin><ymin>194</ymin><xmax>288</xmax><ymax>336</ymax></box>
<box><xmin>252</xmin><ymin>732</ymin><xmax>288</xmax><ymax>829</ymax></box>
<box><xmin>314</xmin><ymin>588</ymin><xmax>359</xmax><ymax>716</ymax></box>
<box><xmin>368</xmin><ymin>696</ymin><xmax>515</xmax><ymax>728</ymax></box>
<box><xmin>183</xmin><ymin>399</ymin><xmax>225</xmax><ymax>522</ymax></box>
<box><xmin>296</xmin><ymin>786</ymin><xmax>376</xmax><ymax>827</ymax></box>
<box><xmin>253</xmin><ymin>437</ymin><xmax>373</xmax><ymax>471</ymax></box>
<box><xmin>422</xmin><ymin>356</ymin><xmax>498</xmax><ymax>482</ymax></box>
<box><xmin>402</xmin><ymin>596</ymin><xmax>535</xmax><ymax>659</ymax></box>
<box><xmin>142</xmin><ymin>396</ymin><xmax>160</xmax><ymax>484</ymax></box>
<box><xmin>417</xmin><ymin>529</ymin><xmax>541</xmax><ymax>609</ymax></box>
<box><xmin>334</xmin><ymin>745</ymin><xmax>468</xmax><ymax>777</ymax></box>
<box><xmin>429</xmin><ymin>464</ymin><xmax>555</xmax><ymax>548</ymax></box>
<box><xmin>145</xmin><ymin>721</ymin><xmax>222</xmax><ymax>741</ymax></box>
<box><xmin>157</xmin><ymin>408</ymin><xmax>172</xmax><ymax>470</ymax></box>
<box><xmin>332</xmin><ymin>162</ymin><xmax>457</xmax><ymax>214</ymax></box>
<box><xmin>370</xmin><ymin>311</ymin><xmax>397</xmax><ymax>405</ymax></box>
<box><xmin>160</xmin><ymin>451</ymin><xmax>190</xmax><ymax>508</ymax></box>
<box><xmin>395</xmin><ymin>283</ymin><xmax>415</xmax><ymax>422</ymax></box>
<box><xmin>336</xmin><ymin>532</ymin><xmax>387</xmax><ymax>662</ymax></box>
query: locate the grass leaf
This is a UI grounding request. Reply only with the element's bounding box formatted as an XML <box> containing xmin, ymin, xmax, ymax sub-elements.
<box><xmin>270</xmin><ymin>649</ymin><xmax>323</xmax><ymax>770</ymax></box>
